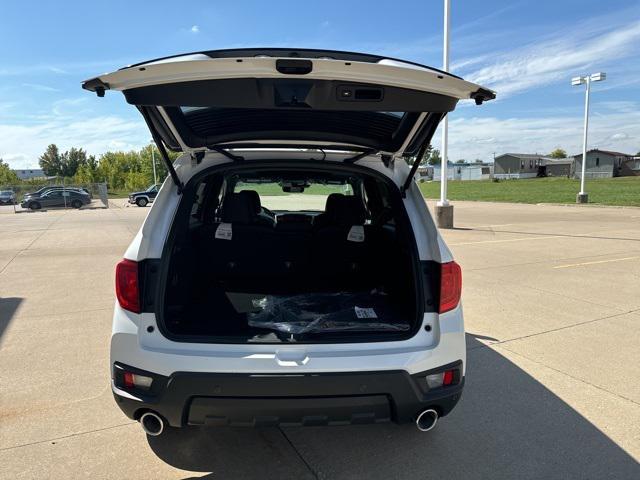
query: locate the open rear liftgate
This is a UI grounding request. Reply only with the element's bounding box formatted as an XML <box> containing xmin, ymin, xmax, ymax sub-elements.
<box><xmin>82</xmin><ymin>48</ymin><xmax>495</xmax><ymax>194</ymax></box>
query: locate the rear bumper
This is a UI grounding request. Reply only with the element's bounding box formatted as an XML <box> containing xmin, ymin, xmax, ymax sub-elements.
<box><xmin>112</xmin><ymin>361</ymin><xmax>464</xmax><ymax>427</ymax></box>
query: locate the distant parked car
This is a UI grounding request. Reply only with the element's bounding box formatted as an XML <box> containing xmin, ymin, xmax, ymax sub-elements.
<box><xmin>0</xmin><ymin>190</ymin><xmax>16</xmax><ymax>205</ymax></box>
<box><xmin>128</xmin><ymin>184</ymin><xmax>159</xmax><ymax>207</ymax></box>
<box><xmin>23</xmin><ymin>185</ymin><xmax>92</xmax><ymax>199</ymax></box>
<box><xmin>21</xmin><ymin>189</ymin><xmax>91</xmax><ymax>210</ymax></box>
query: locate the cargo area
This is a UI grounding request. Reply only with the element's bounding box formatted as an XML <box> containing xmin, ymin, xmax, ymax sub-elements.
<box><xmin>160</xmin><ymin>162</ymin><xmax>425</xmax><ymax>343</ymax></box>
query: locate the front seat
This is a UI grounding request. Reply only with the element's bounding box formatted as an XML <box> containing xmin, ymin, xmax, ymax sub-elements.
<box><xmin>237</xmin><ymin>190</ymin><xmax>275</xmax><ymax>227</ymax></box>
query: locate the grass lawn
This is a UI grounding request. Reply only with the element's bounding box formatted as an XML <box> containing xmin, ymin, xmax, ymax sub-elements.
<box><xmin>419</xmin><ymin>176</ymin><xmax>640</xmax><ymax>207</ymax></box>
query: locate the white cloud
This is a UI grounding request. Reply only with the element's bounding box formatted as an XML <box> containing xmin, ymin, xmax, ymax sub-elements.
<box><xmin>0</xmin><ymin>108</ymin><xmax>149</xmax><ymax>168</ymax></box>
<box><xmin>433</xmin><ymin>103</ymin><xmax>640</xmax><ymax>162</ymax></box>
<box><xmin>22</xmin><ymin>83</ymin><xmax>61</xmax><ymax>92</ymax></box>
<box><xmin>191</xmin><ymin>25</ymin><xmax>200</xmax><ymax>34</ymax></box>
<box><xmin>460</xmin><ymin>19</ymin><xmax>640</xmax><ymax>97</ymax></box>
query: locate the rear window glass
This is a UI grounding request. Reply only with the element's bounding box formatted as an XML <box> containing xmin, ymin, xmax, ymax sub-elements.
<box><xmin>234</xmin><ymin>181</ymin><xmax>353</xmax><ymax>211</ymax></box>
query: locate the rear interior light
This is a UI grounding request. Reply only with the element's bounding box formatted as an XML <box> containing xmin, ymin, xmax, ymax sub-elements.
<box><xmin>115</xmin><ymin>259</ymin><xmax>140</xmax><ymax>313</ymax></box>
<box><xmin>439</xmin><ymin>261</ymin><xmax>462</xmax><ymax>313</ymax></box>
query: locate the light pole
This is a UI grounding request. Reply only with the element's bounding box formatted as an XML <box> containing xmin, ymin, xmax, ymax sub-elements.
<box><xmin>150</xmin><ymin>139</ymin><xmax>158</xmax><ymax>185</ymax></box>
<box><xmin>571</xmin><ymin>72</ymin><xmax>606</xmax><ymax>203</ymax></box>
<box><xmin>436</xmin><ymin>0</ymin><xmax>454</xmax><ymax>228</ymax></box>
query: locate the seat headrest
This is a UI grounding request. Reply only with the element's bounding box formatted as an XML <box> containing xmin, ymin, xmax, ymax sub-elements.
<box><xmin>220</xmin><ymin>193</ymin><xmax>255</xmax><ymax>224</ymax></box>
<box><xmin>322</xmin><ymin>193</ymin><xmax>366</xmax><ymax>226</ymax></box>
<box><xmin>324</xmin><ymin>193</ymin><xmax>344</xmax><ymax>215</ymax></box>
<box><xmin>334</xmin><ymin>196</ymin><xmax>366</xmax><ymax>225</ymax></box>
<box><xmin>238</xmin><ymin>190</ymin><xmax>261</xmax><ymax>215</ymax></box>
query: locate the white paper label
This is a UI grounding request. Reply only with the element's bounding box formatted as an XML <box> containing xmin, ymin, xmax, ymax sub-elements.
<box><xmin>215</xmin><ymin>223</ymin><xmax>233</xmax><ymax>240</ymax></box>
<box><xmin>355</xmin><ymin>306</ymin><xmax>377</xmax><ymax>319</ymax></box>
<box><xmin>347</xmin><ymin>225</ymin><xmax>365</xmax><ymax>242</ymax></box>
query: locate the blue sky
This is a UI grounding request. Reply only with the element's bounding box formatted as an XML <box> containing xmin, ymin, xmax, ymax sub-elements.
<box><xmin>1</xmin><ymin>0</ymin><xmax>639</xmax><ymax>168</ymax></box>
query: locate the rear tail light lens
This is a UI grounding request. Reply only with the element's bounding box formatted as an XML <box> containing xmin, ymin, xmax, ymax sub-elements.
<box><xmin>122</xmin><ymin>371</ymin><xmax>153</xmax><ymax>390</ymax></box>
<box><xmin>439</xmin><ymin>261</ymin><xmax>462</xmax><ymax>313</ymax></box>
<box><xmin>425</xmin><ymin>368</ymin><xmax>459</xmax><ymax>389</ymax></box>
<box><xmin>115</xmin><ymin>259</ymin><xmax>140</xmax><ymax>313</ymax></box>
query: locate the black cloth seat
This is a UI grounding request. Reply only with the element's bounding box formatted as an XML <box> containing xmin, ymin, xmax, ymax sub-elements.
<box><xmin>195</xmin><ymin>192</ymin><xmax>277</xmax><ymax>290</ymax></box>
<box><xmin>237</xmin><ymin>190</ymin><xmax>275</xmax><ymax>227</ymax></box>
<box><xmin>312</xmin><ymin>194</ymin><xmax>379</xmax><ymax>289</ymax></box>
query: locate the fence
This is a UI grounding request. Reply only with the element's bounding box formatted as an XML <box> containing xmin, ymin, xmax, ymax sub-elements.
<box><xmin>0</xmin><ymin>182</ymin><xmax>109</xmax><ymax>213</ymax></box>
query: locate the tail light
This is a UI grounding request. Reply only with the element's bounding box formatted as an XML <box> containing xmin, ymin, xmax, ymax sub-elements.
<box><xmin>122</xmin><ymin>371</ymin><xmax>153</xmax><ymax>390</ymax></box>
<box><xmin>425</xmin><ymin>368</ymin><xmax>460</xmax><ymax>389</ymax></box>
<box><xmin>115</xmin><ymin>259</ymin><xmax>140</xmax><ymax>313</ymax></box>
<box><xmin>439</xmin><ymin>261</ymin><xmax>462</xmax><ymax>313</ymax></box>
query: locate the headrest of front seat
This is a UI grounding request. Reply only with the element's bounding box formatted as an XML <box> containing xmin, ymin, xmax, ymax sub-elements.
<box><xmin>333</xmin><ymin>196</ymin><xmax>366</xmax><ymax>225</ymax></box>
<box><xmin>221</xmin><ymin>193</ymin><xmax>255</xmax><ymax>224</ymax></box>
<box><xmin>238</xmin><ymin>190</ymin><xmax>261</xmax><ymax>215</ymax></box>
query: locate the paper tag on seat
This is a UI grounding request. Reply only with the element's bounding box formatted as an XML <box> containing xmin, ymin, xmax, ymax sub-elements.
<box><xmin>355</xmin><ymin>306</ymin><xmax>377</xmax><ymax>319</ymax></box>
<box><xmin>215</xmin><ymin>223</ymin><xmax>233</xmax><ymax>240</ymax></box>
<box><xmin>347</xmin><ymin>225</ymin><xmax>365</xmax><ymax>242</ymax></box>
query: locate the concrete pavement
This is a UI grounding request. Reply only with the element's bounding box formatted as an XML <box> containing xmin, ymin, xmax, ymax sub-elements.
<box><xmin>0</xmin><ymin>201</ymin><xmax>639</xmax><ymax>479</ymax></box>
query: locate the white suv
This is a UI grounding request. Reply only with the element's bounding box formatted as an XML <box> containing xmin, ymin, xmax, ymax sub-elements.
<box><xmin>84</xmin><ymin>48</ymin><xmax>494</xmax><ymax>435</ymax></box>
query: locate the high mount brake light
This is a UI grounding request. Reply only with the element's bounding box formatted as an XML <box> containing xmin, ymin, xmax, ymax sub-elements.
<box><xmin>439</xmin><ymin>261</ymin><xmax>462</xmax><ymax>314</ymax></box>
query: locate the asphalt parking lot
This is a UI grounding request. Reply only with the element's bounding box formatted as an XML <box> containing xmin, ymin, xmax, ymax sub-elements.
<box><xmin>1</xmin><ymin>200</ymin><xmax>639</xmax><ymax>479</ymax></box>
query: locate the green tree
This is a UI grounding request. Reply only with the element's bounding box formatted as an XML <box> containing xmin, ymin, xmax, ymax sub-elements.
<box><xmin>60</xmin><ymin>147</ymin><xmax>91</xmax><ymax>177</ymax></box>
<box><xmin>39</xmin><ymin>144</ymin><xmax>63</xmax><ymax>176</ymax></box>
<box><xmin>550</xmin><ymin>148</ymin><xmax>567</xmax><ymax>159</ymax></box>
<box><xmin>0</xmin><ymin>158</ymin><xmax>20</xmax><ymax>185</ymax></box>
<box><xmin>455</xmin><ymin>159</ymin><xmax>466</xmax><ymax>164</ymax></box>
<box><xmin>427</xmin><ymin>148</ymin><xmax>441</xmax><ymax>165</ymax></box>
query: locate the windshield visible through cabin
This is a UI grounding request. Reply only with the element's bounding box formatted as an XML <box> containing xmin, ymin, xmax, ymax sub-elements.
<box><xmin>234</xmin><ymin>181</ymin><xmax>354</xmax><ymax>211</ymax></box>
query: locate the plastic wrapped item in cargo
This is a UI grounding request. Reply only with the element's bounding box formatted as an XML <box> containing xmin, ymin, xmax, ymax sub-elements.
<box><xmin>247</xmin><ymin>290</ymin><xmax>410</xmax><ymax>334</ymax></box>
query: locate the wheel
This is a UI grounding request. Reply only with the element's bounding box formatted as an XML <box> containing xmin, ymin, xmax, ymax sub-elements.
<box><xmin>71</xmin><ymin>199</ymin><xmax>83</xmax><ymax>209</ymax></box>
<box><xmin>136</xmin><ymin>197</ymin><xmax>148</xmax><ymax>207</ymax></box>
<box><xmin>29</xmin><ymin>201</ymin><xmax>41</xmax><ymax>210</ymax></box>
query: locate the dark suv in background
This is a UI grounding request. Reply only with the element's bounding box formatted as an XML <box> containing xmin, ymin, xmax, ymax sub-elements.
<box><xmin>128</xmin><ymin>184</ymin><xmax>159</xmax><ymax>207</ymax></box>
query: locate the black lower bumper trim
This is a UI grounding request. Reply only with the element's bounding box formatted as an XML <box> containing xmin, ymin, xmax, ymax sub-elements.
<box><xmin>113</xmin><ymin>362</ymin><xmax>464</xmax><ymax>428</ymax></box>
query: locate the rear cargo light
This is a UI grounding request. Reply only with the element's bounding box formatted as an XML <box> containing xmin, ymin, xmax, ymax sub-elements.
<box><xmin>439</xmin><ymin>261</ymin><xmax>462</xmax><ymax>313</ymax></box>
<box><xmin>115</xmin><ymin>259</ymin><xmax>140</xmax><ymax>313</ymax></box>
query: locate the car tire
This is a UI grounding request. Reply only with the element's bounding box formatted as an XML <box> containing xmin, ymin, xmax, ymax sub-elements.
<box><xmin>71</xmin><ymin>200</ymin><xmax>83</xmax><ymax>209</ymax></box>
<box><xmin>29</xmin><ymin>201</ymin><xmax>41</xmax><ymax>210</ymax></box>
<box><xmin>136</xmin><ymin>197</ymin><xmax>148</xmax><ymax>207</ymax></box>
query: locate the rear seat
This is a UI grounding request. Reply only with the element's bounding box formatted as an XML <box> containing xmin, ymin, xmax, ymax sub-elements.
<box><xmin>312</xmin><ymin>194</ymin><xmax>381</xmax><ymax>289</ymax></box>
<box><xmin>196</xmin><ymin>192</ymin><xmax>278</xmax><ymax>290</ymax></box>
<box><xmin>195</xmin><ymin>191</ymin><xmax>389</xmax><ymax>293</ymax></box>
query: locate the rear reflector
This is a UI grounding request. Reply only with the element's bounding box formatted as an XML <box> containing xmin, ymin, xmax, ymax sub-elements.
<box><xmin>439</xmin><ymin>261</ymin><xmax>462</xmax><ymax>313</ymax></box>
<box><xmin>115</xmin><ymin>259</ymin><xmax>140</xmax><ymax>313</ymax></box>
<box><xmin>443</xmin><ymin>369</ymin><xmax>455</xmax><ymax>386</ymax></box>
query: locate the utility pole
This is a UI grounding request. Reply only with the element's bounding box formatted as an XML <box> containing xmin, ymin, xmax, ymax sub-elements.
<box><xmin>571</xmin><ymin>72</ymin><xmax>606</xmax><ymax>203</ymax></box>
<box><xmin>435</xmin><ymin>0</ymin><xmax>454</xmax><ymax>228</ymax></box>
<box><xmin>150</xmin><ymin>140</ymin><xmax>158</xmax><ymax>185</ymax></box>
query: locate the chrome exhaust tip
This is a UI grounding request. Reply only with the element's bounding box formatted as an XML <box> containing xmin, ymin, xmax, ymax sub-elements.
<box><xmin>140</xmin><ymin>411</ymin><xmax>164</xmax><ymax>436</ymax></box>
<box><xmin>416</xmin><ymin>409</ymin><xmax>438</xmax><ymax>432</ymax></box>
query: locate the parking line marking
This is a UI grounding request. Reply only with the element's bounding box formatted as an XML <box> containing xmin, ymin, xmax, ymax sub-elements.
<box><xmin>554</xmin><ymin>256</ymin><xmax>640</xmax><ymax>269</ymax></box>
<box><xmin>451</xmin><ymin>235</ymin><xmax>566</xmax><ymax>246</ymax></box>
